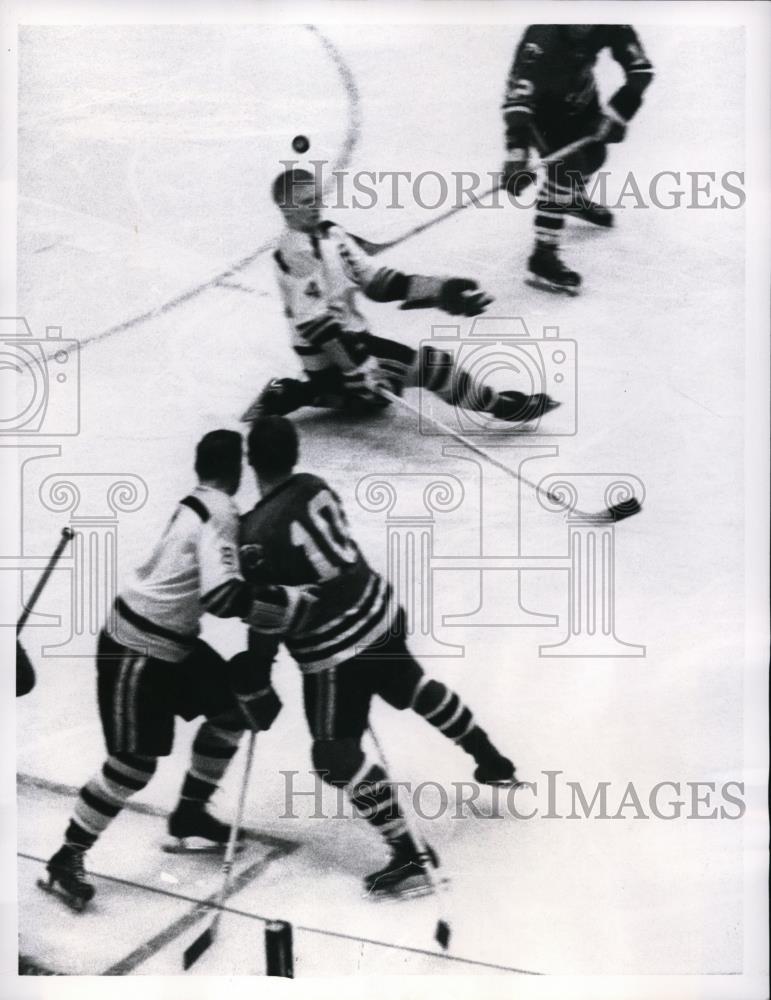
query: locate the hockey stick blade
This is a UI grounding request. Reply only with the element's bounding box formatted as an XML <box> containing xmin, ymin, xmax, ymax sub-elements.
<box><xmin>183</xmin><ymin>924</ymin><xmax>214</xmax><ymax>970</ymax></box>
<box><xmin>605</xmin><ymin>497</ymin><xmax>642</xmax><ymax>522</ymax></box>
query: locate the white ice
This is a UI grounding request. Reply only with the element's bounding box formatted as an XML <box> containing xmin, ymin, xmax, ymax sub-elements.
<box><xmin>11</xmin><ymin>22</ymin><xmax>751</xmax><ymax>978</ymax></box>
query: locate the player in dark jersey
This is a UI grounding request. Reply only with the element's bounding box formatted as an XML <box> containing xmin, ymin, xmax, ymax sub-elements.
<box><xmin>239</xmin><ymin>416</ymin><xmax>517</xmax><ymax>899</ymax></box>
<box><xmin>502</xmin><ymin>24</ymin><xmax>654</xmax><ymax>292</ymax></box>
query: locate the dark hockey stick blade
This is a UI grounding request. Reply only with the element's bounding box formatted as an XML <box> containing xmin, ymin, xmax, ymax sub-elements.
<box><xmin>183</xmin><ymin>924</ymin><xmax>214</xmax><ymax>970</ymax></box>
<box><xmin>435</xmin><ymin>919</ymin><xmax>451</xmax><ymax>950</ymax></box>
<box><xmin>606</xmin><ymin>497</ymin><xmax>642</xmax><ymax>522</ymax></box>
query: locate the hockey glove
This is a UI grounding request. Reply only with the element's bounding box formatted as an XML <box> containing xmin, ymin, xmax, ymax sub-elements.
<box><xmin>596</xmin><ymin>110</ymin><xmax>627</xmax><ymax>144</ymax></box>
<box><xmin>502</xmin><ymin>149</ymin><xmax>536</xmax><ymax>197</ymax></box>
<box><xmin>401</xmin><ymin>276</ymin><xmax>493</xmax><ymax>316</ymax></box>
<box><xmin>245</xmin><ymin>583</ymin><xmax>320</xmax><ymax>635</ymax></box>
<box><xmin>227</xmin><ymin>651</ymin><xmax>282</xmax><ymax>732</ymax></box>
<box><xmin>341</xmin><ymin>357</ymin><xmax>391</xmax><ymax>408</ymax></box>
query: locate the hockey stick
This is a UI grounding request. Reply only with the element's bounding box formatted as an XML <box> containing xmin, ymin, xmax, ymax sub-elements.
<box><xmin>183</xmin><ymin>730</ymin><xmax>257</xmax><ymax>970</ymax></box>
<box><xmin>378</xmin><ymin>388</ymin><xmax>641</xmax><ymax>523</ymax></box>
<box><xmin>368</xmin><ymin>726</ymin><xmax>452</xmax><ymax>951</ymax></box>
<box><xmin>353</xmin><ymin>132</ymin><xmax>603</xmax><ymax>257</ymax></box>
<box><xmin>16</xmin><ymin>527</ymin><xmax>75</xmax><ymax>635</ymax></box>
<box><xmin>16</xmin><ymin>527</ymin><xmax>75</xmax><ymax>696</ymax></box>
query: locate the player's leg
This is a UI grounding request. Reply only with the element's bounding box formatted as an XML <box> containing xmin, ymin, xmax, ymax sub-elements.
<box><xmin>411</xmin><ymin>342</ymin><xmax>559</xmax><ymax>424</ymax></box>
<box><xmin>368</xmin><ymin>611</ymin><xmax>517</xmax><ymax>785</ymax></box>
<box><xmin>41</xmin><ymin>632</ymin><xmax>171</xmax><ymax>909</ymax></box>
<box><xmin>526</xmin><ymin>114</ymin><xmax>589</xmax><ymax>294</ymax></box>
<box><xmin>303</xmin><ymin>665</ymin><xmax>432</xmax><ymax>897</ymax></box>
<box><xmin>166</xmin><ymin>641</ymin><xmax>247</xmax><ymax>851</ymax></box>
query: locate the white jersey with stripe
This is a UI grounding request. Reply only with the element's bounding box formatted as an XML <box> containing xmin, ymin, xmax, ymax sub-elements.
<box><xmin>239</xmin><ymin>473</ymin><xmax>398</xmax><ymax>673</ymax></box>
<box><xmin>114</xmin><ymin>485</ymin><xmax>241</xmax><ymax>661</ymax></box>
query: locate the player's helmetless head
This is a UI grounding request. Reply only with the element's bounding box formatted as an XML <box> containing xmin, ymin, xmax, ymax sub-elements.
<box><xmin>194</xmin><ymin>429</ymin><xmax>243</xmax><ymax>496</ymax></box>
<box><xmin>272</xmin><ymin>168</ymin><xmax>322</xmax><ymax>232</ymax></box>
<box><xmin>247</xmin><ymin>416</ymin><xmax>299</xmax><ymax>485</ymax></box>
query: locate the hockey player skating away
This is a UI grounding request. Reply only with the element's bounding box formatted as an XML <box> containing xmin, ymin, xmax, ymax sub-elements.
<box><xmin>502</xmin><ymin>24</ymin><xmax>654</xmax><ymax>293</ymax></box>
<box><xmin>40</xmin><ymin>431</ymin><xmax>316</xmax><ymax>911</ymax></box>
<box><xmin>242</xmin><ymin>167</ymin><xmax>558</xmax><ymax>425</ymax></box>
<box><xmin>239</xmin><ymin>417</ymin><xmax>517</xmax><ymax>899</ymax></box>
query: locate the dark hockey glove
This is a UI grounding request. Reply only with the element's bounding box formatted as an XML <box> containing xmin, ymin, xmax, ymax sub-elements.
<box><xmin>502</xmin><ymin>149</ymin><xmax>536</xmax><ymax>197</ymax></box>
<box><xmin>245</xmin><ymin>583</ymin><xmax>320</xmax><ymax>635</ymax></box>
<box><xmin>401</xmin><ymin>276</ymin><xmax>493</xmax><ymax>316</ymax></box>
<box><xmin>438</xmin><ymin>278</ymin><xmax>493</xmax><ymax>316</ymax></box>
<box><xmin>596</xmin><ymin>111</ymin><xmax>627</xmax><ymax>144</ymax></box>
<box><xmin>227</xmin><ymin>651</ymin><xmax>282</xmax><ymax>732</ymax></box>
<box><xmin>341</xmin><ymin>357</ymin><xmax>391</xmax><ymax>408</ymax></box>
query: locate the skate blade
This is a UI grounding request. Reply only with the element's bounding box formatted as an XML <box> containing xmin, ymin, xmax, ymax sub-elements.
<box><xmin>365</xmin><ymin>874</ymin><xmax>450</xmax><ymax>902</ymax></box>
<box><xmin>36</xmin><ymin>876</ymin><xmax>88</xmax><ymax>912</ymax></box>
<box><xmin>524</xmin><ymin>276</ymin><xmax>580</xmax><ymax>297</ymax></box>
<box><xmin>161</xmin><ymin>835</ymin><xmax>246</xmax><ymax>855</ymax></box>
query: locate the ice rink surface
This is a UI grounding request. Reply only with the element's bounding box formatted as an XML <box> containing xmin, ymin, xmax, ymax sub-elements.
<box><xmin>11</xmin><ymin>21</ymin><xmax>752</xmax><ymax>979</ymax></box>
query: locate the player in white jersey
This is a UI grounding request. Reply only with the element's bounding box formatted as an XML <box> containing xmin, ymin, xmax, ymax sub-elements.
<box><xmin>241</xmin><ymin>168</ymin><xmax>559</xmax><ymax>424</ymax></box>
<box><xmin>40</xmin><ymin>430</ymin><xmax>316</xmax><ymax>911</ymax></box>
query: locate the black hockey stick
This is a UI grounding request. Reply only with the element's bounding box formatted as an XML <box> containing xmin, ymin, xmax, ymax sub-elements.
<box><xmin>368</xmin><ymin>726</ymin><xmax>452</xmax><ymax>951</ymax></box>
<box><xmin>183</xmin><ymin>730</ymin><xmax>257</xmax><ymax>970</ymax></box>
<box><xmin>378</xmin><ymin>388</ymin><xmax>641</xmax><ymax>523</ymax></box>
<box><xmin>353</xmin><ymin>132</ymin><xmax>603</xmax><ymax>257</ymax></box>
<box><xmin>16</xmin><ymin>527</ymin><xmax>75</xmax><ymax>634</ymax></box>
<box><xmin>16</xmin><ymin>527</ymin><xmax>75</xmax><ymax>697</ymax></box>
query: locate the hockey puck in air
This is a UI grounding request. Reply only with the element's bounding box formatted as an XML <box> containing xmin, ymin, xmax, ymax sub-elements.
<box><xmin>292</xmin><ymin>135</ymin><xmax>310</xmax><ymax>154</ymax></box>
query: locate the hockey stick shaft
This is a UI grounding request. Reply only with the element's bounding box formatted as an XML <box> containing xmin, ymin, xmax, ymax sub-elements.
<box><xmin>16</xmin><ymin>527</ymin><xmax>75</xmax><ymax>635</ymax></box>
<box><xmin>183</xmin><ymin>730</ymin><xmax>257</xmax><ymax>969</ymax></box>
<box><xmin>356</xmin><ymin>131</ymin><xmax>602</xmax><ymax>256</ymax></box>
<box><xmin>379</xmin><ymin>388</ymin><xmax>641</xmax><ymax>523</ymax></box>
<box><xmin>368</xmin><ymin>725</ymin><xmax>451</xmax><ymax>949</ymax></box>
<box><xmin>378</xmin><ymin>388</ymin><xmax>575</xmax><ymax>515</ymax></box>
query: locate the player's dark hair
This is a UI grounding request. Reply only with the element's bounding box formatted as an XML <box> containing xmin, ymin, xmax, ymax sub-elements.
<box><xmin>195</xmin><ymin>429</ymin><xmax>243</xmax><ymax>482</ymax></box>
<box><xmin>272</xmin><ymin>167</ymin><xmax>316</xmax><ymax>207</ymax></box>
<box><xmin>247</xmin><ymin>416</ymin><xmax>299</xmax><ymax>478</ymax></box>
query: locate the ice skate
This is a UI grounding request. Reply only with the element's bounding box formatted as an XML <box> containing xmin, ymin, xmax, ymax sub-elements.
<box><xmin>492</xmin><ymin>390</ymin><xmax>561</xmax><ymax>424</ymax></box>
<box><xmin>163</xmin><ymin>802</ymin><xmax>245</xmax><ymax>854</ymax></box>
<box><xmin>565</xmin><ymin>200</ymin><xmax>614</xmax><ymax>228</ymax></box>
<box><xmin>364</xmin><ymin>835</ymin><xmax>440</xmax><ymax>900</ymax></box>
<box><xmin>37</xmin><ymin>845</ymin><xmax>95</xmax><ymax>912</ymax></box>
<box><xmin>460</xmin><ymin>727</ymin><xmax>519</xmax><ymax>787</ymax></box>
<box><xmin>526</xmin><ymin>245</ymin><xmax>581</xmax><ymax>296</ymax></box>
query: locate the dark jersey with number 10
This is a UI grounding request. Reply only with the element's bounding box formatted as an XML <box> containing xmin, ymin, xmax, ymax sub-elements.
<box><xmin>239</xmin><ymin>473</ymin><xmax>396</xmax><ymax>673</ymax></box>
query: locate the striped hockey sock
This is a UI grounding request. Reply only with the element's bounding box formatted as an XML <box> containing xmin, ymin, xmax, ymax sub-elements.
<box><xmin>410</xmin><ymin>677</ymin><xmax>476</xmax><ymax>744</ymax></box>
<box><xmin>418</xmin><ymin>345</ymin><xmax>498</xmax><ymax>414</ymax></box>
<box><xmin>347</xmin><ymin>758</ymin><xmax>408</xmax><ymax>843</ymax></box>
<box><xmin>534</xmin><ymin>175</ymin><xmax>572</xmax><ymax>248</ymax></box>
<box><xmin>65</xmin><ymin>753</ymin><xmax>158</xmax><ymax>850</ymax></box>
<box><xmin>177</xmin><ymin>717</ymin><xmax>243</xmax><ymax>808</ymax></box>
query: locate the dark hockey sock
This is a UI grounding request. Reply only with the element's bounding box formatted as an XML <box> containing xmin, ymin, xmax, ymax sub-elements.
<box><xmin>348</xmin><ymin>760</ymin><xmax>408</xmax><ymax>843</ymax></box>
<box><xmin>410</xmin><ymin>677</ymin><xmax>476</xmax><ymax>744</ymax></box>
<box><xmin>417</xmin><ymin>345</ymin><xmax>498</xmax><ymax>414</ymax></box>
<box><xmin>66</xmin><ymin>753</ymin><xmax>158</xmax><ymax>850</ymax></box>
<box><xmin>178</xmin><ymin>717</ymin><xmax>243</xmax><ymax>808</ymax></box>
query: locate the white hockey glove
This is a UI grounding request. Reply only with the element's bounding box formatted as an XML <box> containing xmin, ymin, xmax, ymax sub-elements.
<box><xmin>245</xmin><ymin>583</ymin><xmax>320</xmax><ymax>635</ymax></box>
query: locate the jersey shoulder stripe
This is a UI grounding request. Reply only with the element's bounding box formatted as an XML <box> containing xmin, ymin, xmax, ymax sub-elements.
<box><xmin>180</xmin><ymin>495</ymin><xmax>210</xmax><ymax>522</ymax></box>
